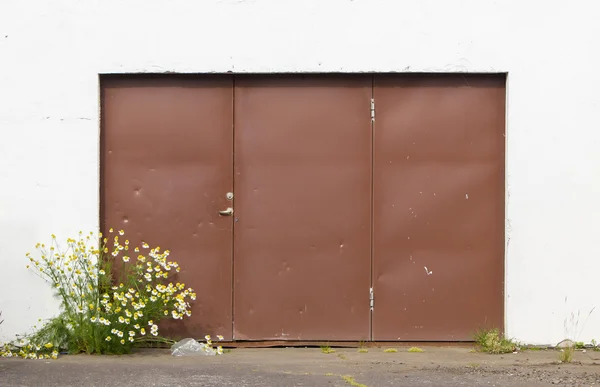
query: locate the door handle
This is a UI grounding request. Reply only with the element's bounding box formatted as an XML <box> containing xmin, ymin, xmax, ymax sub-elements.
<box><xmin>218</xmin><ymin>207</ymin><xmax>234</xmax><ymax>216</ymax></box>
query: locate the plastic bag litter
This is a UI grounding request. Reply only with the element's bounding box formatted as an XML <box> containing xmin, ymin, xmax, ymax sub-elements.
<box><xmin>171</xmin><ymin>338</ymin><xmax>217</xmax><ymax>356</ymax></box>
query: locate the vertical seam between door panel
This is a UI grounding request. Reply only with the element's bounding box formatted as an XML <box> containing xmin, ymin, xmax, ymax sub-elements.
<box><xmin>370</xmin><ymin>76</ymin><xmax>375</xmax><ymax>341</ymax></box>
<box><xmin>231</xmin><ymin>75</ymin><xmax>236</xmax><ymax>339</ymax></box>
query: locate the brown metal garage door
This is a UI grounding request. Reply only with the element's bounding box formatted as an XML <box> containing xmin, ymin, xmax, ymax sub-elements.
<box><xmin>371</xmin><ymin>74</ymin><xmax>506</xmax><ymax>341</ymax></box>
<box><xmin>102</xmin><ymin>73</ymin><xmax>505</xmax><ymax>342</ymax></box>
<box><xmin>232</xmin><ymin>75</ymin><xmax>372</xmax><ymax>340</ymax></box>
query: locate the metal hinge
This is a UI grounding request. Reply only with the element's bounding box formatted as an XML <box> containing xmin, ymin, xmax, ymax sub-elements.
<box><xmin>369</xmin><ymin>287</ymin><xmax>374</xmax><ymax>310</ymax></box>
<box><xmin>370</xmin><ymin>98</ymin><xmax>375</xmax><ymax>122</ymax></box>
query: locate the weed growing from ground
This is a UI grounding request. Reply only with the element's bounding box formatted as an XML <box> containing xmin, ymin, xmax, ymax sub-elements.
<box><xmin>562</xmin><ymin>298</ymin><xmax>595</xmax><ymax>347</ymax></box>
<box><xmin>408</xmin><ymin>347</ymin><xmax>424</xmax><ymax>353</ymax></box>
<box><xmin>558</xmin><ymin>299</ymin><xmax>595</xmax><ymax>363</ymax></box>
<box><xmin>0</xmin><ymin>229</ymin><xmax>224</xmax><ymax>359</ymax></box>
<box><xmin>523</xmin><ymin>346</ymin><xmax>544</xmax><ymax>351</ymax></box>
<box><xmin>341</xmin><ymin>375</ymin><xmax>367</xmax><ymax>387</ymax></box>
<box><xmin>558</xmin><ymin>346</ymin><xmax>574</xmax><ymax>363</ymax></box>
<box><xmin>474</xmin><ymin>328</ymin><xmax>517</xmax><ymax>354</ymax></box>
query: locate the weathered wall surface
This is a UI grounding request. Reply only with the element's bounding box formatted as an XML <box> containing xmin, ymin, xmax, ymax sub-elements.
<box><xmin>1</xmin><ymin>0</ymin><xmax>599</xmax><ymax>344</ymax></box>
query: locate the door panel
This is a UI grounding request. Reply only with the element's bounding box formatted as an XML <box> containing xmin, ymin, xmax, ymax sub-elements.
<box><xmin>372</xmin><ymin>74</ymin><xmax>505</xmax><ymax>341</ymax></box>
<box><xmin>233</xmin><ymin>75</ymin><xmax>372</xmax><ymax>340</ymax></box>
<box><xmin>101</xmin><ymin>76</ymin><xmax>234</xmax><ymax>339</ymax></box>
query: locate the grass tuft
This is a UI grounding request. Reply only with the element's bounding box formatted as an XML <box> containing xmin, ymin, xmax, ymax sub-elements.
<box><xmin>408</xmin><ymin>346</ymin><xmax>424</xmax><ymax>353</ymax></box>
<box><xmin>523</xmin><ymin>346</ymin><xmax>544</xmax><ymax>351</ymax></box>
<box><xmin>383</xmin><ymin>348</ymin><xmax>397</xmax><ymax>353</ymax></box>
<box><xmin>321</xmin><ymin>345</ymin><xmax>336</xmax><ymax>354</ymax></box>
<box><xmin>341</xmin><ymin>375</ymin><xmax>368</xmax><ymax>387</ymax></box>
<box><xmin>558</xmin><ymin>346</ymin><xmax>574</xmax><ymax>363</ymax></box>
<box><xmin>474</xmin><ymin>328</ymin><xmax>517</xmax><ymax>354</ymax></box>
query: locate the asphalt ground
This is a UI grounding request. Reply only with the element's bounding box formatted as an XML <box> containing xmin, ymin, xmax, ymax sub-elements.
<box><xmin>2</xmin><ymin>347</ymin><xmax>600</xmax><ymax>386</ymax></box>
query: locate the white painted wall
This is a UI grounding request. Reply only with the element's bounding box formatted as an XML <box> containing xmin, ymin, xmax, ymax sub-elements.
<box><xmin>1</xmin><ymin>0</ymin><xmax>599</xmax><ymax>345</ymax></box>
